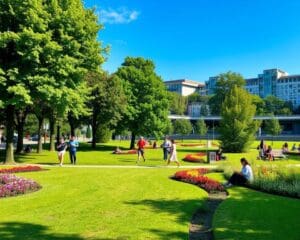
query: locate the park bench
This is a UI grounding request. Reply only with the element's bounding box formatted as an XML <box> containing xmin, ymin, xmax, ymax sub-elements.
<box><xmin>271</xmin><ymin>149</ymin><xmax>287</xmax><ymax>160</ymax></box>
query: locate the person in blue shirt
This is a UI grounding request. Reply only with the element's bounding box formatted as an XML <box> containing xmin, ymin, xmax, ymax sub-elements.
<box><xmin>68</xmin><ymin>136</ymin><xmax>79</xmax><ymax>165</ymax></box>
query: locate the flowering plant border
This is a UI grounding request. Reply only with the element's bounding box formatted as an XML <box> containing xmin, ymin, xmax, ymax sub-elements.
<box><xmin>0</xmin><ymin>174</ymin><xmax>42</xmax><ymax>198</ymax></box>
<box><xmin>183</xmin><ymin>153</ymin><xmax>206</xmax><ymax>163</ymax></box>
<box><xmin>172</xmin><ymin>168</ymin><xmax>225</xmax><ymax>193</ymax></box>
<box><xmin>0</xmin><ymin>165</ymin><xmax>43</xmax><ymax>174</ymax></box>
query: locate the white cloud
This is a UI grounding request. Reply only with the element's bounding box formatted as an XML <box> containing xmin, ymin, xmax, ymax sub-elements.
<box><xmin>99</xmin><ymin>8</ymin><xmax>140</xmax><ymax>24</ymax></box>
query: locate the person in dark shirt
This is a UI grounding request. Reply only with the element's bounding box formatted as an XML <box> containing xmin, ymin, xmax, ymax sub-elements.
<box><xmin>57</xmin><ymin>137</ymin><xmax>67</xmax><ymax>166</ymax></box>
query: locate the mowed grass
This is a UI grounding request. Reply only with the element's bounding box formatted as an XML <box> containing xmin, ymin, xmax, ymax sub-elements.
<box><xmin>208</xmin><ymin>173</ymin><xmax>300</xmax><ymax>240</ymax></box>
<box><xmin>0</xmin><ymin>140</ymin><xmax>217</xmax><ymax>166</ymax></box>
<box><xmin>0</xmin><ymin>140</ymin><xmax>300</xmax><ymax>239</ymax></box>
<box><xmin>0</xmin><ymin>167</ymin><xmax>207</xmax><ymax>240</ymax></box>
<box><xmin>1</xmin><ymin>140</ymin><xmax>299</xmax><ymax>167</ymax></box>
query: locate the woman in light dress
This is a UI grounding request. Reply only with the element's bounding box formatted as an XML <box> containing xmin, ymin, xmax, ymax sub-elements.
<box><xmin>167</xmin><ymin>139</ymin><xmax>180</xmax><ymax>167</ymax></box>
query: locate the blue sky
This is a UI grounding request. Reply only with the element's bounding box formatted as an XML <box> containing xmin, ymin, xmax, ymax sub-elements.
<box><xmin>85</xmin><ymin>0</ymin><xmax>300</xmax><ymax>82</ymax></box>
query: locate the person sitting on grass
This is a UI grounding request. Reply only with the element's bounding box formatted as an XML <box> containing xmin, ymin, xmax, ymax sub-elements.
<box><xmin>265</xmin><ymin>145</ymin><xmax>273</xmax><ymax>161</ymax></box>
<box><xmin>282</xmin><ymin>142</ymin><xmax>289</xmax><ymax>154</ymax></box>
<box><xmin>291</xmin><ymin>143</ymin><xmax>296</xmax><ymax>151</ymax></box>
<box><xmin>224</xmin><ymin>158</ymin><xmax>253</xmax><ymax>187</ymax></box>
<box><xmin>113</xmin><ymin>147</ymin><xmax>121</xmax><ymax>154</ymax></box>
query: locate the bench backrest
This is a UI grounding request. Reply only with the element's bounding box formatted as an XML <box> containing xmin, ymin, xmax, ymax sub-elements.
<box><xmin>272</xmin><ymin>149</ymin><xmax>283</xmax><ymax>156</ymax></box>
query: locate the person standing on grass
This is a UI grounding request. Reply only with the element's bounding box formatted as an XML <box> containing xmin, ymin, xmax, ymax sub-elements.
<box><xmin>57</xmin><ymin>137</ymin><xmax>67</xmax><ymax>166</ymax></box>
<box><xmin>136</xmin><ymin>136</ymin><xmax>146</xmax><ymax>163</ymax></box>
<box><xmin>224</xmin><ymin>158</ymin><xmax>253</xmax><ymax>187</ymax></box>
<box><xmin>69</xmin><ymin>136</ymin><xmax>79</xmax><ymax>165</ymax></box>
<box><xmin>161</xmin><ymin>137</ymin><xmax>171</xmax><ymax>161</ymax></box>
<box><xmin>167</xmin><ymin>139</ymin><xmax>180</xmax><ymax>167</ymax></box>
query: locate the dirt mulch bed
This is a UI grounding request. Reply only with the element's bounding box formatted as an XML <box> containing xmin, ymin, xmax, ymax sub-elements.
<box><xmin>189</xmin><ymin>192</ymin><xmax>227</xmax><ymax>240</ymax></box>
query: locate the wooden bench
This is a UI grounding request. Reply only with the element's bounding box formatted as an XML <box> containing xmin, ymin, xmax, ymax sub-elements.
<box><xmin>271</xmin><ymin>149</ymin><xmax>287</xmax><ymax>160</ymax></box>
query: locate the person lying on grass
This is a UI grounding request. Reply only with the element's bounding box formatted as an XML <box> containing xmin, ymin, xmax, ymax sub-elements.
<box><xmin>224</xmin><ymin>158</ymin><xmax>253</xmax><ymax>188</ymax></box>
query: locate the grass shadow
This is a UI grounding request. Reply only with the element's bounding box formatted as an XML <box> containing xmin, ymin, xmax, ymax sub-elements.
<box><xmin>0</xmin><ymin>222</ymin><xmax>84</xmax><ymax>240</ymax></box>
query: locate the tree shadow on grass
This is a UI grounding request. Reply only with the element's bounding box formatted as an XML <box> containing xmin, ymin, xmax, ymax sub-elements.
<box><xmin>125</xmin><ymin>198</ymin><xmax>204</xmax><ymax>239</ymax></box>
<box><xmin>0</xmin><ymin>222</ymin><xmax>84</xmax><ymax>240</ymax></box>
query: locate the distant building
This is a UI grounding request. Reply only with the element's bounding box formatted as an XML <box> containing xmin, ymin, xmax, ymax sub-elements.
<box><xmin>206</xmin><ymin>68</ymin><xmax>300</xmax><ymax>108</ymax></box>
<box><xmin>188</xmin><ymin>102</ymin><xmax>210</xmax><ymax>117</ymax></box>
<box><xmin>164</xmin><ymin>79</ymin><xmax>205</xmax><ymax>96</ymax></box>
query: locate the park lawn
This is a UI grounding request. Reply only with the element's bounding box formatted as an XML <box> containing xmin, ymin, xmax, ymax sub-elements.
<box><xmin>1</xmin><ymin>140</ymin><xmax>299</xmax><ymax>167</ymax></box>
<box><xmin>0</xmin><ymin>167</ymin><xmax>208</xmax><ymax>240</ymax></box>
<box><xmin>207</xmin><ymin>173</ymin><xmax>300</xmax><ymax>240</ymax></box>
<box><xmin>0</xmin><ymin>140</ymin><xmax>216</xmax><ymax>166</ymax></box>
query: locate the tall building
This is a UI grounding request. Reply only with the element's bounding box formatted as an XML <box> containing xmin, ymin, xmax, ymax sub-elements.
<box><xmin>164</xmin><ymin>79</ymin><xmax>205</xmax><ymax>96</ymax></box>
<box><xmin>206</xmin><ymin>68</ymin><xmax>300</xmax><ymax>108</ymax></box>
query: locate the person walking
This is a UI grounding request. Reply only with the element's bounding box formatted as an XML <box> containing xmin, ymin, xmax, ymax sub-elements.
<box><xmin>224</xmin><ymin>158</ymin><xmax>253</xmax><ymax>187</ymax></box>
<box><xmin>69</xmin><ymin>136</ymin><xmax>79</xmax><ymax>165</ymax></box>
<box><xmin>161</xmin><ymin>137</ymin><xmax>171</xmax><ymax>161</ymax></box>
<box><xmin>57</xmin><ymin>137</ymin><xmax>67</xmax><ymax>166</ymax></box>
<box><xmin>136</xmin><ymin>136</ymin><xmax>146</xmax><ymax>164</ymax></box>
<box><xmin>167</xmin><ymin>139</ymin><xmax>180</xmax><ymax>167</ymax></box>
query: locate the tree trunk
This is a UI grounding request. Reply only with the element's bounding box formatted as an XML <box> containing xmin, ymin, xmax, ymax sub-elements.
<box><xmin>49</xmin><ymin>117</ymin><xmax>56</xmax><ymax>151</ymax></box>
<box><xmin>16</xmin><ymin>122</ymin><xmax>24</xmax><ymax>153</ymax></box>
<box><xmin>56</xmin><ymin>124</ymin><xmax>60</xmax><ymax>144</ymax></box>
<box><xmin>92</xmin><ymin>124</ymin><xmax>97</xmax><ymax>149</ymax></box>
<box><xmin>130</xmin><ymin>132</ymin><xmax>136</xmax><ymax>149</ymax></box>
<box><xmin>68</xmin><ymin>114</ymin><xmax>76</xmax><ymax>137</ymax></box>
<box><xmin>15</xmin><ymin>109</ymin><xmax>28</xmax><ymax>154</ymax></box>
<box><xmin>37</xmin><ymin>117</ymin><xmax>44</xmax><ymax>153</ymax></box>
<box><xmin>5</xmin><ymin>105</ymin><xmax>15</xmax><ymax>164</ymax></box>
<box><xmin>70</xmin><ymin>123</ymin><xmax>75</xmax><ymax>137</ymax></box>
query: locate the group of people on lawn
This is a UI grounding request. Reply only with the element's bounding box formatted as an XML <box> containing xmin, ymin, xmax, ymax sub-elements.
<box><xmin>56</xmin><ymin>136</ymin><xmax>79</xmax><ymax>166</ymax></box>
<box><xmin>136</xmin><ymin>136</ymin><xmax>180</xmax><ymax>167</ymax></box>
<box><xmin>55</xmin><ymin>135</ymin><xmax>254</xmax><ymax>188</ymax></box>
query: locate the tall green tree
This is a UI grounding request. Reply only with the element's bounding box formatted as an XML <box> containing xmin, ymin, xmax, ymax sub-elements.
<box><xmin>87</xmin><ymin>72</ymin><xmax>126</xmax><ymax>148</ymax></box>
<box><xmin>168</xmin><ymin>92</ymin><xmax>187</xmax><ymax>115</ymax></box>
<box><xmin>264</xmin><ymin>95</ymin><xmax>292</xmax><ymax>115</ymax></box>
<box><xmin>219</xmin><ymin>86</ymin><xmax>260</xmax><ymax>152</ymax></box>
<box><xmin>194</xmin><ymin>119</ymin><xmax>208</xmax><ymax>140</ymax></box>
<box><xmin>173</xmin><ymin>119</ymin><xmax>192</xmax><ymax>141</ymax></box>
<box><xmin>209</xmin><ymin>72</ymin><xmax>245</xmax><ymax>115</ymax></box>
<box><xmin>265</xmin><ymin>117</ymin><xmax>282</xmax><ymax>145</ymax></box>
<box><xmin>115</xmin><ymin>57</ymin><xmax>170</xmax><ymax>149</ymax></box>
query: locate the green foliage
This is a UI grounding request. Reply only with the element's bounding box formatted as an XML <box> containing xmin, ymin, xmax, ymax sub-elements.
<box><xmin>209</xmin><ymin>72</ymin><xmax>245</xmax><ymax>115</ymax></box>
<box><xmin>251</xmin><ymin>95</ymin><xmax>266</xmax><ymax>115</ymax></box>
<box><xmin>200</xmin><ymin>105</ymin><xmax>209</xmax><ymax>116</ymax></box>
<box><xmin>219</xmin><ymin>86</ymin><xmax>260</xmax><ymax>152</ymax></box>
<box><xmin>95</xmin><ymin>125</ymin><xmax>112</xmax><ymax>143</ymax></box>
<box><xmin>168</xmin><ymin>92</ymin><xmax>187</xmax><ymax>115</ymax></box>
<box><xmin>173</xmin><ymin>119</ymin><xmax>192</xmax><ymax>135</ymax></box>
<box><xmin>194</xmin><ymin>119</ymin><xmax>208</xmax><ymax>136</ymax></box>
<box><xmin>252</xmin><ymin>166</ymin><xmax>300</xmax><ymax>198</ymax></box>
<box><xmin>264</xmin><ymin>95</ymin><xmax>292</xmax><ymax>115</ymax></box>
<box><xmin>264</xmin><ymin>117</ymin><xmax>282</xmax><ymax>136</ymax></box>
<box><xmin>115</xmin><ymin>57</ymin><xmax>170</xmax><ymax>139</ymax></box>
<box><xmin>187</xmin><ymin>93</ymin><xmax>210</xmax><ymax>104</ymax></box>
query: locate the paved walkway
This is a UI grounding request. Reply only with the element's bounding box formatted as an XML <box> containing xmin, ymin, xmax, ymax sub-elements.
<box><xmin>3</xmin><ymin>163</ymin><xmax>217</xmax><ymax>169</ymax></box>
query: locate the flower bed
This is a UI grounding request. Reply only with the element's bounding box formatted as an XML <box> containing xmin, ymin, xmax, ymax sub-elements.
<box><xmin>0</xmin><ymin>174</ymin><xmax>41</xmax><ymax>198</ymax></box>
<box><xmin>0</xmin><ymin>165</ymin><xmax>42</xmax><ymax>174</ymax></box>
<box><xmin>114</xmin><ymin>149</ymin><xmax>137</xmax><ymax>154</ymax></box>
<box><xmin>172</xmin><ymin>168</ymin><xmax>225</xmax><ymax>193</ymax></box>
<box><xmin>251</xmin><ymin>166</ymin><xmax>300</xmax><ymax>198</ymax></box>
<box><xmin>180</xmin><ymin>143</ymin><xmax>205</xmax><ymax>147</ymax></box>
<box><xmin>183</xmin><ymin>153</ymin><xmax>206</xmax><ymax>163</ymax></box>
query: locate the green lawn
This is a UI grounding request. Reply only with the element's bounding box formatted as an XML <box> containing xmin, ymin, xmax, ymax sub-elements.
<box><xmin>0</xmin><ymin>168</ymin><xmax>207</xmax><ymax>240</ymax></box>
<box><xmin>0</xmin><ymin>140</ymin><xmax>300</xmax><ymax>239</ymax></box>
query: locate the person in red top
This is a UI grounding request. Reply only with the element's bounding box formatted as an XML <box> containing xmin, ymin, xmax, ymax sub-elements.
<box><xmin>137</xmin><ymin>136</ymin><xmax>146</xmax><ymax>163</ymax></box>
